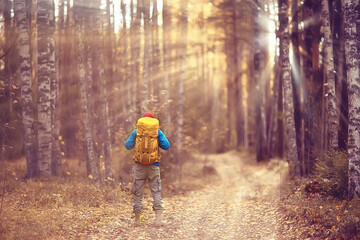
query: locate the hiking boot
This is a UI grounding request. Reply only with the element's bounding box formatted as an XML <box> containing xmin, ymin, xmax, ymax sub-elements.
<box><xmin>154</xmin><ymin>210</ymin><xmax>163</xmax><ymax>226</ymax></box>
<box><xmin>134</xmin><ymin>211</ymin><xmax>141</xmax><ymax>226</ymax></box>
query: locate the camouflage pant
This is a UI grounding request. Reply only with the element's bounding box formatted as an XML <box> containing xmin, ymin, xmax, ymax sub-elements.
<box><xmin>132</xmin><ymin>163</ymin><xmax>163</xmax><ymax>212</ymax></box>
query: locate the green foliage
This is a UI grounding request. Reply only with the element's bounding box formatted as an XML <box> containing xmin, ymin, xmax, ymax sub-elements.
<box><xmin>313</xmin><ymin>149</ymin><xmax>348</xmax><ymax>198</ymax></box>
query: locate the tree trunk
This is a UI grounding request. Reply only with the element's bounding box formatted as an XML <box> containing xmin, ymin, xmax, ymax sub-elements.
<box><xmin>121</xmin><ymin>0</ymin><xmax>131</xmax><ymax>124</ymax></box>
<box><xmin>105</xmin><ymin>0</ymin><xmax>114</xmax><ymax>97</ymax></box>
<box><xmin>225</xmin><ymin>12</ymin><xmax>236</xmax><ymax>150</ymax></box>
<box><xmin>133</xmin><ymin>0</ymin><xmax>142</xmax><ymax>117</ymax></box>
<box><xmin>279</xmin><ymin>0</ymin><xmax>300</xmax><ymax>177</ymax></box>
<box><xmin>176</xmin><ymin>0</ymin><xmax>188</xmax><ymax>180</ymax></box>
<box><xmin>267</xmin><ymin>62</ymin><xmax>280</xmax><ymax>158</ymax></box>
<box><xmin>301</xmin><ymin>0</ymin><xmax>314</xmax><ymax>174</ymax></box>
<box><xmin>343</xmin><ymin>0</ymin><xmax>360</xmax><ymax>199</ymax></box>
<box><xmin>291</xmin><ymin>0</ymin><xmax>303</xmax><ymax>174</ymax></box>
<box><xmin>141</xmin><ymin>0</ymin><xmax>151</xmax><ymax>113</ymax></box>
<box><xmin>234</xmin><ymin>0</ymin><xmax>244</xmax><ymax>148</ymax></box>
<box><xmin>333</xmin><ymin>0</ymin><xmax>347</xmax><ymax>150</ymax></box>
<box><xmin>37</xmin><ymin>0</ymin><xmax>56</xmax><ymax>176</ymax></box>
<box><xmin>95</xmin><ymin>13</ymin><xmax>114</xmax><ymax>181</ymax></box>
<box><xmin>311</xmin><ymin>0</ymin><xmax>323</xmax><ymax>162</ymax></box>
<box><xmin>51</xmin><ymin>0</ymin><xmax>62</xmax><ymax>176</ymax></box>
<box><xmin>321</xmin><ymin>0</ymin><xmax>338</xmax><ymax>150</ymax></box>
<box><xmin>162</xmin><ymin>0</ymin><xmax>171</xmax><ymax>135</ymax></box>
<box><xmin>254</xmin><ymin>5</ymin><xmax>268</xmax><ymax>161</ymax></box>
<box><xmin>14</xmin><ymin>0</ymin><xmax>38</xmax><ymax>178</ymax></box>
<box><xmin>152</xmin><ymin>0</ymin><xmax>160</xmax><ymax>103</ymax></box>
<box><xmin>4</xmin><ymin>0</ymin><xmax>14</xmax><ymax>117</ymax></box>
<box><xmin>277</xmin><ymin>67</ymin><xmax>284</xmax><ymax>158</ymax></box>
<box><xmin>75</xmin><ymin>12</ymin><xmax>100</xmax><ymax>185</ymax></box>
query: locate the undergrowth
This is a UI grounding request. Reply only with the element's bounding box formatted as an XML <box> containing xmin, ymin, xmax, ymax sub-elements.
<box><xmin>313</xmin><ymin>149</ymin><xmax>348</xmax><ymax>198</ymax></box>
<box><xmin>0</xmin><ymin>157</ymin><xmax>134</xmax><ymax>239</ymax></box>
<box><xmin>0</xmin><ymin>154</ymin><xmax>200</xmax><ymax>239</ymax></box>
<box><xmin>280</xmin><ymin>178</ymin><xmax>360</xmax><ymax>239</ymax></box>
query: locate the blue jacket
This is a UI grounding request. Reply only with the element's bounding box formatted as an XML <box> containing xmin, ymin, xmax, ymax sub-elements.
<box><xmin>125</xmin><ymin>129</ymin><xmax>170</xmax><ymax>151</ymax></box>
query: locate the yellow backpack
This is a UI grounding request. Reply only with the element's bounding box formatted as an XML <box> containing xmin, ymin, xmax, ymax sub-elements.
<box><xmin>134</xmin><ymin>117</ymin><xmax>161</xmax><ymax>164</ymax></box>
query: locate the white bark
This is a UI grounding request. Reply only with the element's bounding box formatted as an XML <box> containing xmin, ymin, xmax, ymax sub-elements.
<box><xmin>343</xmin><ymin>0</ymin><xmax>360</xmax><ymax>199</ymax></box>
<box><xmin>37</xmin><ymin>0</ymin><xmax>56</xmax><ymax>176</ymax></box>
<box><xmin>15</xmin><ymin>0</ymin><xmax>38</xmax><ymax>178</ymax></box>
<box><xmin>279</xmin><ymin>0</ymin><xmax>300</xmax><ymax>176</ymax></box>
<box><xmin>321</xmin><ymin>0</ymin><xmax>338</xmax><ymax>149</ymax></box>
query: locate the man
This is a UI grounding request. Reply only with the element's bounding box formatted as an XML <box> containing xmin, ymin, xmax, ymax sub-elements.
<box><xmin>125</xmin><ymin>112</ymin><xmax>170</xmax><ymax>225</ymax></box>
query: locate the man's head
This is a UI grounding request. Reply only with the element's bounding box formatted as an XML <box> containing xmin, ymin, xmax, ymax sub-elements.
<box><xmin>143</xmin><ymin>112</ymin><xmax>155</xmax><ymax>118</ymax></box>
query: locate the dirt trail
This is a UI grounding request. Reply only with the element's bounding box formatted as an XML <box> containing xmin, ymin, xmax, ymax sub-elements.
<box><xmin>87</xmin><ymin>151</ymin><xmax>290</xmax><ymax>240</ymax></box>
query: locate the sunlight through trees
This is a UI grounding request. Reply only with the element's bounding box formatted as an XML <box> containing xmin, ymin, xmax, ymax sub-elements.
<box><xmin>0</xmin><ymin>0</ymin><xmax>359</xmax><ymax>198</ymax></box>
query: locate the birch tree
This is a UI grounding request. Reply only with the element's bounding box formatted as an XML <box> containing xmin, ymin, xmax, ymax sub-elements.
<box><xmin>152</xmin><ymin>0</ymin><xmax>160</xmax><ymax>100</ymax></box>
<box><xmin>176</xmin><ymin>0</ymin><xmax>187</xmax><ymax>160</ymax></box>
<box><xmin>121</xmin><ymin>0</ymin><xmax>132</xmax><ymax>122</ymax></box>
<box><xmin>291</xmin><ymin>0</ymin><xmax>303</xmax><ymax>169</ymax></box>
<box><xmin>343</xmin><ymin>0</ymin><xmax>360</xmax><ymax>199</ymax></box>
<box><xmin>321</xmin><ymin>0</ymin><xmax>338</xmax><ymax>149</ymax></box>
<box><xmin>14</xmin><ymin>0</ymin><xmax>38</xmax><ymax>178</ymax></box>
<box><xmin>75</xmin><ymin>11</ymin><xmax>100</xmax><ymax>185</ymax></box>
<box><xmin>162</xmin><ymin>0</ymin><xmax>171</xmax><ymax>135</ymax></box>
<box><xmin>132</xmin><ymin>0</ymin><xmax>142</xmax><ymax>116</ymax></box>
<box><xmin>279</xmin><ymin>0</ymin><xmax>300</xmax><ymax>176</ymax></box>
<box><xmin>37</xmin><ymin>0</ymin><xmax>56</xmax><ymax>176</ymax></box>
<box><xmin>3</xmin><ymin>0</ymin><xmax>14</xmax><ymax>116</ymax></box>
<box><xmin>95</xmin><ymin>13</ymin><xmax>114</xmax><ymax>181</ymax></box>
<box><xmin>141</xmin><ymin>0</ymin><xmax>151</xmax><ymax>113</ymax></box>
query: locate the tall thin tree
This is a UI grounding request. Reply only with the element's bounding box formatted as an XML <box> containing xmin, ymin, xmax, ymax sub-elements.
<box><xmin>95</xmin><ymin>11</ymin><xmax>114</xmax><ymax>181</ymax></box>
<box><xmin>321</xmin><ymin>0</ymin><xmax>338</xmax><ymax>149</ymax></box>
<box><xmin>14</xmin><ymin>0</ymin><xmax>38</xmax><ymax>178</ymax></box>
<box><xmin>343</xmin><ymin>0</ymin><xmax>360</xmax><ymax>199</ymax></box>
<box><xmin>141</xmin><ymin>0</ymin><xmax>151</xmax><ymax>113</ymax></box>
<box><xmin>37</xmin><ymin>0</ymin><xmax>57</xmax><ymax>176</ymax></box>
<box><xmin>279</xmin><ymin>0</ymin><xmax>300</xmax><ymax>176</ymax></box>
<box><xmin>176</xmin><ymin>0</ymin><xmax>188</xmax><ymax>178</ymax></box>
<box><xmin>75</xmin><ymin>9</ymin><xmax>100</xmax><ymax>185</ymax></box>
<box><xmin>162</xmin><ymin>0</ymin><xmax>171</xmax><ymax>135</ymax></box>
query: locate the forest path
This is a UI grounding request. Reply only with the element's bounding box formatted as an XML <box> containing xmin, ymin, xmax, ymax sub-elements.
<box><xmin>86</xmin><ymin>151</ymin><xmax>290</xmax><ymax>240</ymax></box>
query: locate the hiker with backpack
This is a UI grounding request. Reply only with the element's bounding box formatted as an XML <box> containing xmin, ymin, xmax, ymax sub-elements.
<box><xmin>125</xmin><ymin>112</ymin><xmax>170</xmax><ymax>225</ymax></box>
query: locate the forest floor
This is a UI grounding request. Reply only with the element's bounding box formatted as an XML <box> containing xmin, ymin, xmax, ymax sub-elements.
<box><xmin>82</xmin><ymin>151</ymin><xmax>289</xmax><ymax>240</ymax></box>
<box><xmin>1</xmin><ymin>151</ymin><xmax>360</xmax><ymax>239</ymax></box>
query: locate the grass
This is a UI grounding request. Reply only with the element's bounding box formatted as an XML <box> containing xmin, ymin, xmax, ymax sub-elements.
<box><xmin>0</xmin><ymin>147</ymin><xmax>200</xmax><ymax>239</ymax></box>
<box><xmin>279</xmin><ymin>177</ymin><xmax>360</xmax><ymax>239</ymax></box>
<box><xmin>0</xmin><ymin>156</ymin><xmax>134</xmax><ymax>240</ymax></box>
